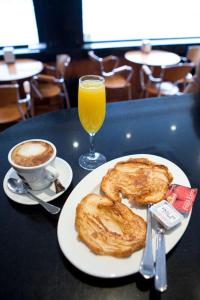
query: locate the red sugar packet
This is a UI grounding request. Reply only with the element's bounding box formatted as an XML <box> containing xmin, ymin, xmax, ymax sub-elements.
<box><xmin>166</xmin><ymin>184</ymin><xmax>198</xmax><ymax>213</ymax></box>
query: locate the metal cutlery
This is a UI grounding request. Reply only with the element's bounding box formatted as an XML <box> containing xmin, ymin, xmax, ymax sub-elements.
<box><xmin>7</xmin><ymin>177</ymin><xmax>61</xmax><ymax>215</ymax></box>
<box><xmin>154</xmin><ymin>223</ymin><xmax>167</xmax><ymax>292</ymax></box>
<box><xmin>139</xmin><ymin>204</ymin><xmax>155</xmax><ymax>279</ymax></box>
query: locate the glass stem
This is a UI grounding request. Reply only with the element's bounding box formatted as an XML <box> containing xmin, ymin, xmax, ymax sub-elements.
<box><xmin>89</xmin><ymin>133</ymin><xmax>95</xmax><ymax>157</ymax></box>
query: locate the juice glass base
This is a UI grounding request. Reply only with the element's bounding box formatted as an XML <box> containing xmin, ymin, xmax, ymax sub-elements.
<box><xmin>79</xmin><ymin>152</ymin><xmax>106</xmax><ymax>171</ymax></box>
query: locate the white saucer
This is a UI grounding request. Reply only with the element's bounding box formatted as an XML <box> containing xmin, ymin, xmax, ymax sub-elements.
<box><xmin>3</xmin><ymin>157</ymin><xmax>73</xmax><ymax>205</ymax></box>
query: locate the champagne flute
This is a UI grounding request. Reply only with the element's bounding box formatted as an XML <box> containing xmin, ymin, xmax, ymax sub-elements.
<box><xmin>78</xmin><ymin>75</ymin><xmax>106</xmax><ymax>170</ymax></box>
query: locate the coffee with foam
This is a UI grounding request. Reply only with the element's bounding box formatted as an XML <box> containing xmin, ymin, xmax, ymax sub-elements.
<box><xmin>11</xmin><ymin>141</ymin><xmax>54</xmax><ymax>167</ymax></box>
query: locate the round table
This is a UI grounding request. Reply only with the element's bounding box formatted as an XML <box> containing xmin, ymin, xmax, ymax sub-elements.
<box><xmin>0</xmin><ymin>95</ymin><xmax>200</xmax><ymax>299</ymax></box>
<box><xmin>125</xmin><ymin>50</ymin><xmax>181</xmax><ymax>66</ymax></box>
<box><xmin>0</xmin><ymin>58</ymin><xmax>43</xmax><ymax>82</ymax></box>
<box><xmin>0</xmin><ymin>94</ymin><xmax>200</xmax><ymax>300</ymax></box>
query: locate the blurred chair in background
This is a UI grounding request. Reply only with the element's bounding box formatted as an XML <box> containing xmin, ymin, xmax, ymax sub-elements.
<box><xmin>88</xmin><ymin>50</ymin><xmax>133</xmax><ymax>101</ymax></box>
<box><xmin>180</xmin><ymin>46</ymin><xmax>200</xmax><ymax>84</ymax></box>
<box><xmin>140</xmin><ymin>63</ymin><xmax>194</xmax><ymax>98</ymax></box>
<box><xmin>183</xmin><ymin>46</ymin><xmax>200</xmax><ymax>66</ymax></box>
<box><xmin>0</xmin><ymin>81</ymin><xmax>31</xmax><ymax>125</ymax></box>
<box><xmin>184</xmin><ymin>60</ymin><xmax>200</xmax><ymax>94</ymax></box>
<box><xmin>31</xmin><ymin>54</ymin><xmax>71</xmax><ymax>114</ymax></box>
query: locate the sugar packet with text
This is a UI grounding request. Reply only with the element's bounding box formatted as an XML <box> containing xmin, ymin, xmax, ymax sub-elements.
<box><xmin>166</xmin><ymin>184</ymin><xmax>198</xmax><ymax>213</ymax></box>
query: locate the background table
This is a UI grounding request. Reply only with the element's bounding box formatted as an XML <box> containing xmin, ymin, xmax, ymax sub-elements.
<box><xmin>125</xmin><ymin>50</ymin><xmax>181</xmax><ymax>98</ymax></box>
<box><xmin>0</xmin><ymin>94</ymin><xmax>200</xmax><ymax>300</ymax></box>
<box><xmin>125</xmin><ymin>50</ymin><xmax>181</xmax><ymax>67</ymax></box>
<box><xmin>0</xmin><ymin>58</ymin><xmax>43</xmax><ymax>82</ymax></box>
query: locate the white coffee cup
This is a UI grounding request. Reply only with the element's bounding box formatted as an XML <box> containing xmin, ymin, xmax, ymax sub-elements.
<box><xmin>8</xmin><ymin>139</ymin><xmax>59</xmax><ymax>191</ymax></box>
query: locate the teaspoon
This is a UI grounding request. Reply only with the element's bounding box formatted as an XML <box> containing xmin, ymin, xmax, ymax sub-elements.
<box><xmin>7</xmin><ymin>178</ymin><xmax>61</xmax><ymax>215</ymax></box>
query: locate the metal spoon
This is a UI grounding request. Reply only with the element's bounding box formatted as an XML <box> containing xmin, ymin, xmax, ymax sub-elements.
<box><xmin>139</xmin><ymin>204</ymin><xmax>155</xmax><ymax>279</ymax></box>
<box><xmin>154</xmin><ymin>223</ymin><xmax>167</xmax><ymax>292</ymax></box>
<box><xmin>7</xmin><ymin>178</ymin><xmax>61</xmax><ymax>215</ymax></box>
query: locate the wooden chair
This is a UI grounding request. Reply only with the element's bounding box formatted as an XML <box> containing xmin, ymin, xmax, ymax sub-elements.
<box><xmin>184</xmin><ymin>59</ymin><xmax>200</xmax><ymax>94</ymax></box>
<box><xmin>88</xmin><ymin>50</ymin><xmax>133</xmax><ymax>101</ymax></box>
<box><xmin>140</xmin><ymin>63</ymin><xmax>194</xmax><ymax>97</ymax></box>
<box><xmin>0</xmin><ymin>82</ymin><xmax>31</xmax><ymax>125</ymax></box>
<box><xmin>183</xmin><ymin>46</ymin><xmax>200</xmax><ymax>66</ymax></box>
<box><xmin>31</xmin><ymin>54</ymin><xmax>71</xmax><ymax>114</ymax></box>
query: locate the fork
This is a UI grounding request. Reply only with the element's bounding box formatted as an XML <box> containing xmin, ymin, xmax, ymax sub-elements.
<box><xmin>139</xmin><ymin>204</ymin><xmax>155</xmax><ymax>279</ymax></box>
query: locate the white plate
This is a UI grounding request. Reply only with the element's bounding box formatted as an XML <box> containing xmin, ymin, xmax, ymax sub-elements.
<box><xmin>57</xmin><ymin>154</ymin><xmax>191</xmax><ymax>278</ymax></box>
<box><xmin>3</xmin><ymin>157</ymin><xmax>73</xmax><ymax>205</ymax></box>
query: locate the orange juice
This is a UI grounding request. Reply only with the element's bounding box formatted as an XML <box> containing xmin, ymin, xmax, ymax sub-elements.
<box><xmin>78</xmin><ymin>79</ymin><xmax>106</xmax><ymax>134</ymax></box>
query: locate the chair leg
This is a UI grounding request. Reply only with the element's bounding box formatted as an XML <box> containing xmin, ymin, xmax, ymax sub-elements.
<box><xmin>30</xmin><ymin>81</ymin><xmax>43</xmax><ymax>99</ymax></box>
<box><xmin>62</xmin><ymin>82</ymin><xmax>70</xmax><ymax>109</ymax></box>
<box><xmin>127</xmin><ymin>85</ymin><xmax>132</xmax><ymax>99</ymax></box>
<box><xmin>17</xmin><ymin>102</ymin><xmax>27</xmax><ymax>120</ymax></box>
<box><xmin>145</xmin><ymin>90</ymin><xmax>150</xmax><ymax>98</ymax></box>
<box><xmin>140</xmin><ymin>89</ymin><xmax>145</xmax><ymax>98</ymax></box>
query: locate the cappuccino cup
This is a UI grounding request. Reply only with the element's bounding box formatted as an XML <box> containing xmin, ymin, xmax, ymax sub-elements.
<box><xmin>8</xmin><ymin>139</ymin><xmax>59</xmax><ymax>191</ymax></box>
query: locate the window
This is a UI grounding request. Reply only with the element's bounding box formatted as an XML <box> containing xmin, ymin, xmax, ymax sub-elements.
<box><xmin>82</xmin><ymin>0</ymin><xmax>200</xmax><ymax>44</ymax></box>
<box><xmin>0</xmin><ymin>0</ymin><xmax>39</xmax><ymax>48</ymax></box>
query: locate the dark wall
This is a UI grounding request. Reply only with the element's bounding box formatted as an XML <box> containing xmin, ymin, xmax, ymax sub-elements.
<box><xmin>33</xmin><ymin>0</ymin><xmax>83</xmax><ymax>54</ymax></box>
<box><xmin>31</xmin><ymin>0</ymin><xmax>191</xmax><ymax>61</ymax></box>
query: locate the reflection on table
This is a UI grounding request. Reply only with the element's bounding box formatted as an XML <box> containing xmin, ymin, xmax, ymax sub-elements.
<box><xmin>0</xmin><ymin>58</ymin><xmax>43</xmax><ymax>82</ymax></box>
<box><xmin>125</xmin><ymin>50</ymin><xmax>181</xmax><ymax>66</ymax></box>
<box><xmin>0</xmin><ymin>93</ymin><xmax>200</xmax><ymax>299</ymax></box>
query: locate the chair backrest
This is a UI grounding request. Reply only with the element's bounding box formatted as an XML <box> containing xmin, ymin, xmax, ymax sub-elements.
<box><xmin>161</xmin><ymin>63</ymin><xmax>194</xmax><ymax>82</ymax></box>
<box><xmin>88</xmin><ymin>50</ymin><xmax>119</xmax><ymax>74</ymax></box>
<box><xmin>187</xmin><ymin>46</ymin><xmax>200</xmax><ymax>65</ymax></box>
<box><xmin>140</xmin><ymin>65</ymin><xmax>154</xmax><ymax>91</ymax></box>
<box><xmin>0</xmin><ymin>82</ymin><xmax>32</xmax><ymax>121</ymax></box>
<box><xmin>56</xmin><ymin>54</ymin><xmax>71</xmax><ymax>77</ymax></box>
<box><xmin>0</xmin><ymin>84</ymin><xmax>19</xmax><ymax>107</ymax></box>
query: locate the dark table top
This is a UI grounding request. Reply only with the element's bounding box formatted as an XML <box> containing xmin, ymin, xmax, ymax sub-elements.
<box><xmin>1</xmin><ymin>93</ymin><xmax>200</xmax><ymax>300</ymax></box>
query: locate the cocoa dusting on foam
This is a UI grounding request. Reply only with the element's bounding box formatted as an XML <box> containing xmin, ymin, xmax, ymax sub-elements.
<box><xmin>11</xmin><ymin>141</ymin><xmax>54</xmax><ymax>167</ymax></box>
